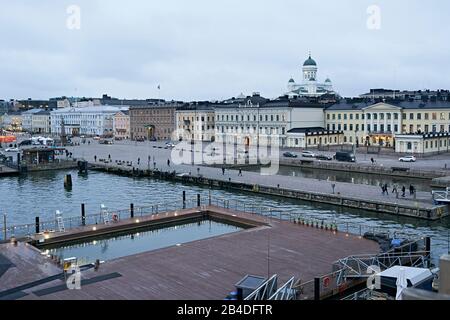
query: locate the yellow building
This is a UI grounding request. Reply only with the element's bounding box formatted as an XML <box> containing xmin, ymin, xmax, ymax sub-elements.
<box><xmin>325</xmin><ymin>100</ymin><xmax>450</xmax><ymax>152</ymax></box>
<box><xmin>175</xmin><ymin>106</ymin><xmax>216</xmax><ymax>142</ymax></box>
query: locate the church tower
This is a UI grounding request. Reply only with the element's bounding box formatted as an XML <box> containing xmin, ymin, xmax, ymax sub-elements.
<box><xmin>302</xmin><ymin>54</ymin><xmax>318</xmax><ymax>83</ymax></box>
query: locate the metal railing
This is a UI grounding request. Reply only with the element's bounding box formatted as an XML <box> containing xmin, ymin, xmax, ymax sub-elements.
<box><xmin>0</xmin><ymin>195</ymin><xmax>431</xmax><ymax>247</ymax></box>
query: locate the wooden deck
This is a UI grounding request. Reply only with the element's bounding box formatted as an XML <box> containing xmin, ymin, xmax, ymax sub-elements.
<box><xmin>0</xmin><ymin>206</ymin><xmax>380</xmax><ymax>300</ymax></box>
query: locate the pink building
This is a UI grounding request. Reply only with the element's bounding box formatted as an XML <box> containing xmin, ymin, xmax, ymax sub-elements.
<box><xmin>113</xmin><ymin>110</ymin><xmax>130</xmax><ymax>140</ymax></box>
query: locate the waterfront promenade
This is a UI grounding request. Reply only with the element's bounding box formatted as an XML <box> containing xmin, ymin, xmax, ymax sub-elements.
<box><xmin>66</xmin><ymin>141</ymin><xmax>447</xmax><ymax>219</ymax></box>
<box><xmin>0</xmin><ymin>206</ymin><xmax>380</xmax><ymax>300</ymax></box>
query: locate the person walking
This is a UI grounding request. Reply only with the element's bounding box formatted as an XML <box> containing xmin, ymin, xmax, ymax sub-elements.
<box><xmin>94</xmin><ymin>155</ymin><xmax>97</xmax><ymax>162</ymax></box>
<box><xmin>392</xmin><ymin>184</ymin><xmax>397</xmax><ymax>194</ymax></box>
<box><xmin>402</xmin><ymin>186</ymin><xmax>406</xmax><ymax>198</ymax></box>
<box><xmin>380</xmin><ymin>184</ymin><xmax>385</xmax><ymax>195</ymax></box>
<box><xmin>384</xmin><ymin>183</ymin><xmax>389</xmax><ymax>196</ymax></box>
<box><xmin>409</xmin><ymin>184</ymin><xmax>414</xmax><ymax>196</ymax></box>
<box><xmin>238</xmin><ymin>169</ymin><xmax>243</xmax><ymax>177</ymax></box>
<box><xmin>222</xmin><ymin>167</ymin><xmax>225</xmax><ymax>175</ymax></box>
<box><xmin>167</xmin><ymin>159</ymin><xmax>171</xmax><ymax>167</ymax></box>
<box><xmin>138</xmin><ymin>158</ymin><xmax>140</xmax><ymax>165</ymax></box>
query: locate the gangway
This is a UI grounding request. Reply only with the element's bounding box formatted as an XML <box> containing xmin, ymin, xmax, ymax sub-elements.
<box><xmin>432</xmin><ymin>188</ymin><xmax>450</xmax><ymax>204</ymax></box>
<box><xmin>55</xmin><ymin>210</ymin><xmax>65</xmax><ymax>232</ymax></box>
<box><xmin>100</xmin><ymin>204</ymin><xmax>110</xmax><ymax>224</ymax></box>
<box><xmin>244</xmin><ymin>275</ymin><xmax>298</xmax><ymax>301</ymax></box>
<box><xmin>335</xmin><ymin>251</ymin><xmax>430</xmax><ymax>286</ymax></box>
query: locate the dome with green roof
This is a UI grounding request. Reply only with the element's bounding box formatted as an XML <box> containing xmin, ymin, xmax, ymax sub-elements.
<box><xmin>303</xmin><ymin>55</ymin><xmax>317</xmax><ymax>66</ymax></box>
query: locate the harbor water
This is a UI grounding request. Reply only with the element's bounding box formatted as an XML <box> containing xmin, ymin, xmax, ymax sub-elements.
<box><xmin>1</xmin><ymin>169</ymin><xmax>449</xmax><ymax>264</ymax></box>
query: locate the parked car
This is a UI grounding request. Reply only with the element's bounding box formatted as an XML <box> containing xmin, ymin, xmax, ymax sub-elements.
<box><xmin>399</xmin><ymin>156</ymin><xmax>416</xmax><ymax>163</ymax></box>
<box><xmin>93</xmin><ymin>136</ymin><xmax>101</xmax><ymax>140</ymax></box>
<box><xmin>135</xmin><ymin>137</ymin><xmax>145</xmax><ymax>142</ymax></box>
<box><xmin>316</xmin><ymin>154</ymin><xmax>333</xmax><ymax>161</ymax></box>
<box><xmin>302</xmin><ymin>151</ymin><xmax>315</xmax><ymax>158</ymax></box>
<box><xmin>283</xmin><ymin>152</ymin><xmax>298</xmax><ymax>158</ymax></box>
<box><xmin>99</xmin><ymin>139</ymin><xmax>113</xmax><ymax>145</ymax></box>
<box><xmin>5</xmin><ymin>147</ymin><xmax>19</xmax><ymax>152</ymax></box>
<box><xmin>165</xmin><ymin>142</ymin><xmax>176</xmax><ymax>148</ymax></box>
<box><xmin>335</xmin><ymin>151</ymin><xmax>356</xmax><ymax>163</ymax></box>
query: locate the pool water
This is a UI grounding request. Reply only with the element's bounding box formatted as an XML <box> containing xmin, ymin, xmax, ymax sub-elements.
<box><xmin>39</xmin><ymin>218</ymin><xmax>243</xmax><ymax>264</ymax></box>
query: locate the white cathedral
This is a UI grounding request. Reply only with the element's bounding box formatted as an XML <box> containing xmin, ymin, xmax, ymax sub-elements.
<box><xmin>285</xmin><ymin>54</ymin><xmax>335</xmax><ymax>98</ymax></box>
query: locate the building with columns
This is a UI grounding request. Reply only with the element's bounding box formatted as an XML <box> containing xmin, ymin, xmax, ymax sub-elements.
<box><xmin>325</xmin><ymin>100</ymin><xmax>450</xmax><ymax>150</ymax></box>
<box><xmin>214</xmin><ymin>94</ymin><xmax>326</xmax><ymax>147</ymax></box>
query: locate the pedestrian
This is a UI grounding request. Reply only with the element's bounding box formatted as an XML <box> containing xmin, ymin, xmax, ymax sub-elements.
<box><xmin>94</xmin><ymin>155</ymin><xmax>97</xmax><ymax>162</ymax></box>
<box><xmin>167</xmin><ymin>159</ymin><xmax>171</xmax><ymax>167</ymax></box>
<box><xmin>238</xmin><ymin>169</ymin><xmax>243</xmax><ymax>177</ymax></box>
<box><xmin>197</xmin><ymin>168</ymin><xmax>200</xmax><ymax>175</ymax></box>
<box><xmin>392</xmin><ymin>184</ymin><xmax>397</xmax><ymax>194</ymax></box>
<box><xmin>371</xmin><ymin>158</ymin><xmax>374</xmax><ymax>165</ymax></box>
<box><xmin>222</xmin><ymin>167</ymin><xmax>225</xmax><ymax>175</ymax></box>
<box><xmin>138</xmin><ymin>158</ymin><xmax>140</xmax><ymax>165</ymax></box>
<box><xmin>108</xmin><ymin>154</ymin><xmax>111</xmax><ymax>160</ymax></box>
<box><xmin>384</xmin><ymin>183</ymin><xmax>389</xmax><ymax>196</ymax></box>
<box><xmin>409</xmin><ymin>185</ymin><xmax>414</xmax><ymax>196</ymax></box>
<box><xmin>402</xmin><ymin>186</ymin><xmax>406</xmax><ymax>198</ymax></box>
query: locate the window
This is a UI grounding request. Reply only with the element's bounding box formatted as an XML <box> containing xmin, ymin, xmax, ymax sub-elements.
<box><xmin>350</xmin><ymin>124</ymin><xmax>353</xmax><ymax>131</ymax></box>
<box><xmin>350</xmin><ymin>114</ymin><xmax>353</xmax><ymax>120</ymax></box>
<box><xmin>327</xmin><ymin>114</ymin><xmax>330</xmax><ymax>120</ymax></box>
<box><xmin>407</xmin><ymin>142</ymin><xmax>412</xmax><ymax>150</ymax></box>
<box><xmin>417</xmin><ymin>113</ymin><xmax>422</xmax><ymax>120</ymax></box>
<box><xmin>332</xmin><ymin>114</ymin><xmax>336</xmax><ymax>120</ymax></box>
<box><xmin>295</xmin><ymin>139</ymin><xmax>299</xmax><ymax>145</ymax></box>
<box><xmin>356</xmin><ymin>114</ymin><xmax>359</xmax><ymax>120</ymax></box>
<box><xmin>402</xmin><ymin>113</ymin><xmax>407</xmax><ymax>120</ymax></box>
<box><xmin>344</xmin><ymin>114</ymin><xmax>347</xmax><ymax>120</ymax></box>
<box><xmin>374</xmin><ymin>114</ymin><xmax>378</xmax><ymax>120</ymax></box>
<box><xmin>394</xmin><ymin>113</ymin><xmax>399</xmax><ymax>120</ymax></box>
<box><xmin>409</xmin><ymin>113</ymin><xmax>414</xmax><ymax>120</ymax></box>
<box><xmin>432</xmin><ymin>113</ymin><xmax>437</xmax><ymax>120</ymax></box>
<box><xmin>425</xmin><ymin>113</ymin><xmax>429</xmax><ymax>120</ymax></box>
<box><xmin>344</xmin><ymin>124</ymin><xmax>347</xmax><ymax>131</ymax></box>
<box><xmin>425</xmin><ymin>141</ymin><xmax>428</xmax><ymax>149</ymax></box>
<box><xmin>338</xmin><ymin>114</ymin><xmax>342</xmax><ymax>120</ymax></box>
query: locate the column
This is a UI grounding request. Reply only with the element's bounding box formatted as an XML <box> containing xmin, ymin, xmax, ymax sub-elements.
<box><xmin>363</xmin><ymin>112</ymin><xmax>368</xmax><ymax>135</ymax></box>
<box><xmin>398</xmin><ymin>113</ymin><xmax>402</xmax><ymax>134</ymax></box>
<box><xmin>370</xmin><ymin>113</ymin><xmax>374</xmax><ymax>133</ymax></box>
<box><xmin>390</xmin><ymin>113</ymin><xmax>395</xmax><ymax>134</ymax></box>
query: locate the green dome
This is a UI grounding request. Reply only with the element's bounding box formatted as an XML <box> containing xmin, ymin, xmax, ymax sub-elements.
<box><xmin>303</xmin><ymin>55</ymin><xmax>317</xmax><ymax>66</ymax></box>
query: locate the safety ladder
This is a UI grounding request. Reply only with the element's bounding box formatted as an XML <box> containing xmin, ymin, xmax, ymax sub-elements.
<box><xmin>101</xmin><ymin>204</ymin><xmax>110</xmax><ymax>224</ymax></box>
<box><xmin>55</xmin><ymin>210</ymin><xmax>65</xmax><ymax>232</ymax></box>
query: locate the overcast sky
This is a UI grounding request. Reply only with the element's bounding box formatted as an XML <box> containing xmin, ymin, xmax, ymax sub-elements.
<box><xmin>0</xmin><ymin>0</ymin><xmax>449</xmax><ymax>101</ymax></box>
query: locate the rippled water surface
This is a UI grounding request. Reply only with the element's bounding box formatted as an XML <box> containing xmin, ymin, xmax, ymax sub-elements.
<box><xmin>1</xmin><ymin>170</ymin><xmax>449</xmax><ymax>264</ymax></box>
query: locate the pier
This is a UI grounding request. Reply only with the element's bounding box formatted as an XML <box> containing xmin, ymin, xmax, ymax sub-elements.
<box><xmin>0</xmin><ymin>204</ymin><xmax>381</xmax><ymax>300</ymax></box>
<box><xmin>90</xmin><ymin>161</ymin><xmax>449</xmax><ymax>221</ymax></box>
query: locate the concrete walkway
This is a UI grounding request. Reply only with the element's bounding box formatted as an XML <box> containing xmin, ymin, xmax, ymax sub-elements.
<box><xmin>68</xmin><ymin>141</ymin><xmax>435</xmax><ymax>209</ymax></box>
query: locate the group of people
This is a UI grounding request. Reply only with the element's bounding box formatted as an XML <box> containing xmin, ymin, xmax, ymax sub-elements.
<box><xmin>381</xmin><ymin>183</ymin><xmax>416</xmax><ymax>198</ymax></box>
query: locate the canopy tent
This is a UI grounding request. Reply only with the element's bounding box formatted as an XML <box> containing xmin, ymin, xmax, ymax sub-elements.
<box><xmin>0</xmin><ymin>136</ymin><xmax>17</xmax><ymax>143</ymax></box>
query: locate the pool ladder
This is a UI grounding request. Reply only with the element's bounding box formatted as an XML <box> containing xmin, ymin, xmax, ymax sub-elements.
<box><xmin>55</xmin><ymin>210</ymin><xmax>65</xmax><ymax>233</ymax></box>
<box><xmin>101</xmin><ymin>204</ymin><xmax>110</xmax><ymax>224</ymax></box>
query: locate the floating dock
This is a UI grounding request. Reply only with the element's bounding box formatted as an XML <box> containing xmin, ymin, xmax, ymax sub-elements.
<box><xmin>0</xmin><ymin>205</ymin><xmax>380</xmax><ymax>300</ymax></box>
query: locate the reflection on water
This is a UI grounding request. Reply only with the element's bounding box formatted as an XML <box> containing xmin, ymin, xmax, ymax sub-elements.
<box><xmin>41</xmin><ymin>218</ymin><xmax>242</xmax><ymax>264</ymax></box>
<box><xmin>1</xmin><ymin>169</ymin><xmax>448</xmax><ymax>264</ymax></box>
<box><xmin>244</xmin><ymin>165</ymin><xmax>432</xmax><ymax>192</ymax></box>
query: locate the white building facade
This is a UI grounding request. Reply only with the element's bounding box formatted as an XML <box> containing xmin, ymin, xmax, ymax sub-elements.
<box><xmin>51</xmin><ymin>105</ymin><xmax>128</xmax><ymax>136</ymax></box>
<box><xmin>214</xmin><ymin>96</ymin><xmax>325</xmax><ymax>147</ymax></box>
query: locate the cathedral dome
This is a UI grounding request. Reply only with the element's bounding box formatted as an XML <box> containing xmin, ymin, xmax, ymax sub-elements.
<box><xmin>303</xmin><ymin>55</ymin><xmax>317</xmax><ymax>66</ymax></box>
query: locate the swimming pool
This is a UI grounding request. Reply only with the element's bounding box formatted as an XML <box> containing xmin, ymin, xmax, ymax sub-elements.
<box><xmin>38</xmin><ymin>217</ymin><xmax>244</xmax><ymax>264</ymax></box>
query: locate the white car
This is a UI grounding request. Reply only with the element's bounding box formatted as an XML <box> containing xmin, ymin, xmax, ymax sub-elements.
<box><xmin>165</xmin><ymin>143</ymin><xmax>176</xmax><ymax>148</ymax></box>
<box><xmin>302</xmin><ymin>151</ymin><xmax>315</xmax><ymax>158</ymax></box>
<box><xmin>399</xmin><ymin>156</ymin><xmax>416</xmax><ymax>162</ymax></box>
<box><xmin>5</xmin><ymin>147</ymin><xmax>19</xmax><ymax>152</ymax></box>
